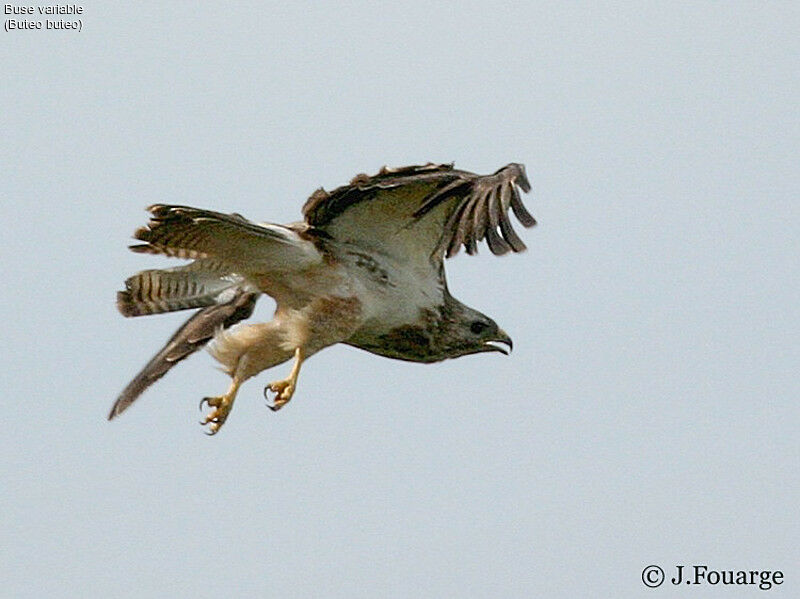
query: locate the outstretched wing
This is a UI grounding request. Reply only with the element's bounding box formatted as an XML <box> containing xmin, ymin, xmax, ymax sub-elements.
<box><xmin>302</xmin><ymin>163</ymin><xmax>535</xmax><ymax>265</ymax></box>
<box><xmin>108</xmin><ymin>289</ymin><xmax>259</xmax><ymax>419</ymax></box>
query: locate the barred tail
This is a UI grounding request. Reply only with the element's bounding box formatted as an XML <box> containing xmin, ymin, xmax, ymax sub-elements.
<box><xmin>117</xmin><ymin>261</ymin><xmax>243</xmax><ymax>317</ymax></box>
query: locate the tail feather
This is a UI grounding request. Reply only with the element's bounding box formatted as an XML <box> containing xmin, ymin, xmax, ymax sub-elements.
<box><xmin>117</xmin><ymin>261</ymin><xmax>243</xmax><ymax>317</ymax></box>
<box><xmin>108</xmin><ymin>289</ymin><xmax>259</xmax><ymax>420</ymax></box>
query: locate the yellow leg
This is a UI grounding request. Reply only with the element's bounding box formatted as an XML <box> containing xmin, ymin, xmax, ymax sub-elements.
<box><xmin>265</xmin><ymin>347</ymin><xmax>304</xmax><ymax>412</ymax></box>
<box><xmin>200</xmin><ymin>376</ymin><xmax>243</xmax><ymax>435</ymax></box>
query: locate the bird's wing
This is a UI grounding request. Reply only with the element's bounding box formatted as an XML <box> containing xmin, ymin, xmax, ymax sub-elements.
<box><xmin>108</xmin><ymin>288</ymin><xmax>259</xmax><ymax>419</ymax></box>
<box><xmin>302</xmin><ymin>163</ymin><xmax>535</xmax><ymax>266</ymax></box>
<box><xmin>131</xmin><ymin>204</ymin><xmax>322</xmax><ymax>274</ymax></box>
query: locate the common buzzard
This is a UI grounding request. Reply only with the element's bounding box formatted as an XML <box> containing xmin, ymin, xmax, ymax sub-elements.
<box><xmin>110</xmin><ymin>162</ymin><xmax>536</xmax><ymax>434</ymax></box>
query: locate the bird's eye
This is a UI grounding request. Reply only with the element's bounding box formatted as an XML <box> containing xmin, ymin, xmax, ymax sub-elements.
<box><xmin>470</xmin><ymin>321</ymin><xmax>488</xmax><ymax>335</ymax></box>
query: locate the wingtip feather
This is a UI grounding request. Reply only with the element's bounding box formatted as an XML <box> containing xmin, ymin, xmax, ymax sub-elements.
<box><xmin>446</xmin><ymin>163</ymin><xmax>535</xmax><ymax>257</ymax></box>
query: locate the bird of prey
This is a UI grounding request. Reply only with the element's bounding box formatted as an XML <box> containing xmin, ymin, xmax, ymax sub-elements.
<box><xmin>109</xmin><ymin>162</ymin><xmax>536</xmax><ymax>434</ymax></box>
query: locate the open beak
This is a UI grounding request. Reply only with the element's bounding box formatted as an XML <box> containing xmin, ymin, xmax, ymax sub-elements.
<box><xmin>483</xmin><ymin>329</ymin><xmax>513</xmax><ymax>355</ymax></box>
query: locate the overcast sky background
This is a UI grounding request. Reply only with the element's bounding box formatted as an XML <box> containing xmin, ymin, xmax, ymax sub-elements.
<box><xmin>1</xmin><ymin>3</ymin><xmax>797</xmax><ymax>597</ymax></box>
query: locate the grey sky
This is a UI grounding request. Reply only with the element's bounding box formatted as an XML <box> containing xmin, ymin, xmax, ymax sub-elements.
<box><xmin>1</xmin><ymin>2</ymin><xmax>797</xmax><ymax>597</ymax></box>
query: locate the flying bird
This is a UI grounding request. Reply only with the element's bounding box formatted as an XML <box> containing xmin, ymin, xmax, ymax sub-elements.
<box><xmin>110</xmin><ymin>162</ymin><xmax>536</xmax><ymax>434</ymax></box>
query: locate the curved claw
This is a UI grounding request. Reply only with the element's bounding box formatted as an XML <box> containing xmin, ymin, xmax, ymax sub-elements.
<box><xmin>263</xmin><ymin>380</ymin><xmax>294</xmax><ymax>412</ymax></box>
<box><xmin>201</xmin><ymin>413</ymin><xmax>223</xmax><ymax>434</ymax></box>
<box><xmin>200</xmin><ymin>396</ymin><xmax>221</xmax><ymax>410</ymax></box>
<box><xmin>197</xmin><ymin>385</ymin><xmax>239</xmax><ymax>435</ymax></box>
<box><xmin>263</xmin><ymin>387</ymin><xmax>282</xmax><ymax>412</ymax></box>
<box><xmin>263</xmin><ymin>385</ymin><xmax>277</xmax><ymax>407</ymax></box>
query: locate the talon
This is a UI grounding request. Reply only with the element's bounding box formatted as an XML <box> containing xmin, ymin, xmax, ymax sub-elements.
<box><xmin>262</xmin><ymin>347</ymin><xmax>304</xmax><ymax>413</ymax></box>
<box><xmin>264</xmin><ymin>388</ymin><xmax>280</xmax><ymax>412</ymax></box>
<box><xmin>264</xmin><ymin>381</ymin><xmax>294</xmax><ymax>412</ymax></box>
<box><xmin>197</xmin><ymin>377</ymin><xmax>243</xmax><ymax>435</ymax></box>
<box><xmin>199</xmin><ymin>394</ymin><xmax>234</xmax><ymax>433</ymax></box>
<box><xmin>200</xmin><ymin>396</ymin><xmax>220</xmax><ymax>410</ymax></box>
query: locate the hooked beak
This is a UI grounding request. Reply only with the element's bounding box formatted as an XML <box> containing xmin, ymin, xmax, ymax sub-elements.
<box><xmin>483</xmin><ymin>329</ymin><xmax>513</xmax><ymax>356</ymax></box>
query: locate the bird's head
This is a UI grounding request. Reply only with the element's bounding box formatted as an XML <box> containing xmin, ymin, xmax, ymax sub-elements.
<box><xmin>436</xmin><ymin>299</ymin><xmax>513</xmax><ymax>360</ymax></box>
<box><xmin>344</xmin><ymin>295</ymin><xmax>513</xmax><ymax>364</ymax></box>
